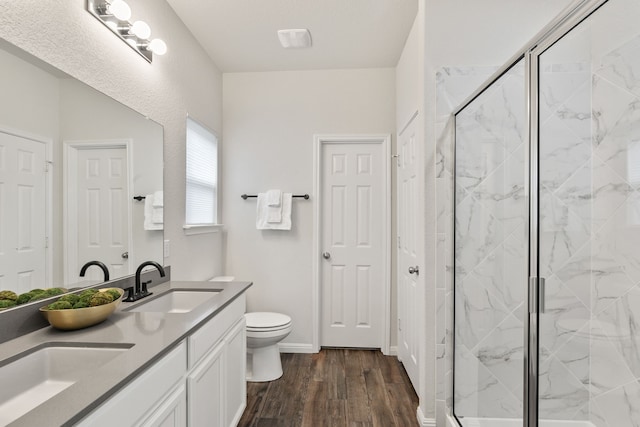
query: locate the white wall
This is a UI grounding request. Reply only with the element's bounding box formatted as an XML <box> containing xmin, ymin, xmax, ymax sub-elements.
<box><xmin>0</xmin><ymin>0</ymin><xmax>224</xmax><ymax>281</ymax></box>
<box><xmin>222</xmin><ymin>68</ymin><xmax>396</xmax><ymax>348</ymax></box>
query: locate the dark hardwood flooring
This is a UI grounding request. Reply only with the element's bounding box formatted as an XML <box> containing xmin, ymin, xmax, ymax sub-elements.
<box><xmin>238</xmin><ymin>349</ymin><xmax>420</xmax><ymax>427</ymax></box>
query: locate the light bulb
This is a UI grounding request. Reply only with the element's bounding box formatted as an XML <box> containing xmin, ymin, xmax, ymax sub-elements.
<box><xmin>107</xmin><ymin>0</ymin><xmax>131</xmax><ymax>21</ymax></box>
<box><xmin>131</xmin><ymin>21</ymin><xmax>151</xmax><ymax>39</ymax></box>
<box><xmin>149</xmin><ymin>39</ymin><xmax>167</xmax><ymax>55</ymax></box>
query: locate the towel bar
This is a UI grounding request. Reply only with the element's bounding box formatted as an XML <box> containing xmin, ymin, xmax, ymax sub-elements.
<box><xmin>241</xmin><ymin>194</ymin><xmax>309</xmax><ymax>200</ymax></box>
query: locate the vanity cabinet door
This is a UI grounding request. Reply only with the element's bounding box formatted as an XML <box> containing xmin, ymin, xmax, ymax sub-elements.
<box><xmin>224</xmin><ymin>319</ymin><xmax>246</xmax><ymax>427</ymax></box>
<box><xmin>75</xmin><ymin>342</ymin><xmax>187</xmax><ymax>427</ymax></box>
<box><xmin>187</xmin><ymin>341</ymin><xmax>225</xmax><ymax>427</ymax></box>
<box><xmin>139</xmin><ymin>383</ymin><xmax>187</xmax><ymax>427</ymax></box>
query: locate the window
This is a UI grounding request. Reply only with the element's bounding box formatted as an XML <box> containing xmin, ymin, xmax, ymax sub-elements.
<box><xmin>185</xmin><ymin>117</ymin><xmax>218</xmax><ymax>227</ymax></box>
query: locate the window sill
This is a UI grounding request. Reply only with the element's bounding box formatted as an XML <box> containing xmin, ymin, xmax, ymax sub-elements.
<box><xmin>183</xmin><ymin>224</ymin><xmax>223</xmax><ymax>235</ymax></box>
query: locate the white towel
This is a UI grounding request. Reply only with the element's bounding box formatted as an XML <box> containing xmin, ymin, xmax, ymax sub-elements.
<box><xmin>152</xmin><ymin>190</ymin><xmax>163</xmax><ymax>207</ymax></box>
<box><xmin>256</xmin><ymin>193</ymin><xmax>292</xmax><ymax>230</ymax></box>
<box><xmin>144</xmin><ymin>194</ymin><xmax>163</xmax><ymax>230</ymax></box>
<box><xmin>265</xmin><ymin>189</ymin><xmax>282</xmax><ymax>222</ymax></box>
<box><xmin>266</xmin><ymin>189</ymin><xmax>281</xmax><ymax>206</ymax></box>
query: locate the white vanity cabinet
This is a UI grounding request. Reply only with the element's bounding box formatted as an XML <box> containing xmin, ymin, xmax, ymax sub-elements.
<box><xmin>187</xmin><ymin>295</ymin><xmax>246</xmax><ymax>427</ymax></box>
<box><xmin>75</xmin><ymin>293</ymin><xmax>246</xmax><ymax>427</ymax></box>
<box><xmin>75</xmin><ymin>341</ymin><xmax>188</xmax><ymax>427</ymax></box>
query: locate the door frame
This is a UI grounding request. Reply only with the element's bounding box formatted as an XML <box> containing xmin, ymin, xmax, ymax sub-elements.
<box><xmin>0</xmin><ymin>125</ymin><xmax>53</xmax><ymax>286</ymax></box>
<box><xmin>63</xmin><ymin>139</ymin><xmax>133</xmax><ymax>282</ymax></box>
<box><xmin>312</xmin><ymin>134</ymin><xmax>391</xmax><ymax>354</ymax></box>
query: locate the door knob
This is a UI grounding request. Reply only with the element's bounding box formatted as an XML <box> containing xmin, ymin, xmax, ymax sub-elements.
<box><xmin>322</xmin><ymin>252</ymin><xmax>331</xmax><ymax>260</ymax></box>
<box><xmin>121</xmin><ymin>251</ymin><xmax>129</xmax><ymax>259</ymax></box>
<box><xmin>408</xmin><ymin>266</ymin><xmax>419</xmax><ymax>275</ymax></box>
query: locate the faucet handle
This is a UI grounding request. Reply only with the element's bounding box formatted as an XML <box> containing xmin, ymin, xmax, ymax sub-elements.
<box><xmin>122</xmin><ymin>286</ymin><xmax>136</xmax><ymax>302</ymax></box>
<box><xmin>141</xmin><ymin>280</ymin><xmax>153</xmax><ymax>297</ymax></box>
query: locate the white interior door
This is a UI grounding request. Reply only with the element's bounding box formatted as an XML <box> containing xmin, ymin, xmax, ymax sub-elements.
<box><xmin>320</xmin><ymin>138</ymin><xmax>387</xmax><ymax>348</ymax></box>
<box><xmin>0</xmin><ymin>131</ymin><xmax>47</xmax><ymax>292</ymax></box>
<box><xmin>68</xmin><ymin>144</ymin><xmax>130</xmax><ymax>281</ymax></box>
<box><xmin>397</xmin><ymin>115</ymin><xmax>420</xmax><ymax>389</ymax></box>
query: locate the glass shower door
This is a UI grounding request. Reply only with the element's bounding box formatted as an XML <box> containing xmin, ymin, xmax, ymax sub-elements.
<box><xmin>453</xmin><ymin>59</ymin><xmax>528</xmax><ymax>426</ymax></box>
<box><xmin>537</xmin><ymin>0</ymin><xmax>640</xmax><ymax>425</ymax></box>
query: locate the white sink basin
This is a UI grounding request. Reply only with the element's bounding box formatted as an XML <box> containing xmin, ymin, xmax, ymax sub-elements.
<box><xmin>0</xmin><ymin>343</ymin><xmax>132</xmax><ymax>425</ymax></box>
<box><xmin>126</xmin><ymin>290</ymin><xmax>221</xmax><ymax>313</ymax></box>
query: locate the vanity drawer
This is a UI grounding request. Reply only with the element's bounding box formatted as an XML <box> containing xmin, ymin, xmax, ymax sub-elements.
<box><xmin>188</xmin><ymin>294</ymin><xmax>245</xmax><ymax>368</ymax></box>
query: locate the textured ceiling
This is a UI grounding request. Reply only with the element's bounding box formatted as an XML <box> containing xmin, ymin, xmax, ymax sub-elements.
<box><xmin>166</xmin><ymin>0</ymin><xmax>419</xmax><ymax>72</ymax></box>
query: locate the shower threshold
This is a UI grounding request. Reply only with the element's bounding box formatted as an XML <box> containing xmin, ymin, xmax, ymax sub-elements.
<box><xmin>453</xmin><ymin>417</ymin><xmax>596</xmax><ymax>427</ymax></box>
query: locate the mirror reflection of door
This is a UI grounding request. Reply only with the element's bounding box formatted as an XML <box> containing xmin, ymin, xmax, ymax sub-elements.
<box><xmin>0</xmin><ymin>131</ymin><xmax>48</xmax><ymax>292</ymax></box>
<box><xmin>65</xmin><ymin>142</ymin><xmax>131</xmax><ymax>282</ymax></box>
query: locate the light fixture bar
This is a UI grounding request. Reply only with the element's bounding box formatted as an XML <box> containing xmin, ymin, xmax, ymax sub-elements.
<box><xmin>87</xmin><ymin>0</ymin><xmax>166</xmax><ymax>62</ymax></box>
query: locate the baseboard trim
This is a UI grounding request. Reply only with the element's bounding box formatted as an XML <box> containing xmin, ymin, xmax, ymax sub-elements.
<box><xmin>446</xmin><ymin>413</ymin><xmax>460</xmax><ymax>427</ymax></box>
<box><xmin>417</xmin><ymin>406</ymin><xmax>437</xmax><ymax>427</ymax></box>
<box><xmin>387</xmin><ymin>345</ymin><xmax>398</xmax><ymax>356</ymax></box>
<box><xmin>278</xmin><ymin>343</ymin><xmax>315</xmax><ymax>353</ymax></box>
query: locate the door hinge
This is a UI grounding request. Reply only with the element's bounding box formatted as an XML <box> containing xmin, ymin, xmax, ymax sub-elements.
<box><xmin>44</xmin><ymin>160</ymin><xmax>53</xmax><ymax>172</ymax></box>
<box><xmin>397</xmin><ymin>236</ymin><xmax>401</xmax><ymax>249</ymax></box>
<box><xmin>392</xmin><ymin>154</ymin><xmax>400</xmax><ymax>167</ymax></box>
<box><xmin>398</xmin><ymin>318</ymin><xmax>401</xmax><ymax>331</ymax></box>
<box><xmin>45</xmin><ymin>236</ymin><xmax>49</xmax><ymax>248</ymax></box>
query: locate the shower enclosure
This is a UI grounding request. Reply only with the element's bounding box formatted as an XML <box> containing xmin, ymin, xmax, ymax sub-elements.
<box><xmin>453</xmin><ymin>0</ymin><xmax>640</xmax><ymax>426</ymax></box>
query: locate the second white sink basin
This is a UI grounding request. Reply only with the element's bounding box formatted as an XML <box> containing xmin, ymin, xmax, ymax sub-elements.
<box><xmin>126</xmin><ymin>290</ymin><xmax>221</xmax><ymax>313</ymax></box>
<box><xmin>0</xmin><ymin>343</ymin><xmax>133</xmax><ymax>425</ymax></box>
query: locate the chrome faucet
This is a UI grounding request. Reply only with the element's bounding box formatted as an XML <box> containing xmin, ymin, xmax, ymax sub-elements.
<box><xmin>124</xmin><ymin>261</ymin><xmax>166</xmax><ymax>302</ymax></box>
<box><xmin>79</xmin><ymin>261</ymin><xmax>110</xmax><ymax>282</ymax></box>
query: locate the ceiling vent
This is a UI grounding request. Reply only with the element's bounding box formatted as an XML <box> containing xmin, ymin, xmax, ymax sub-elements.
<box><xmin>277</xmin><ymin>29</ymin><xmax>312</xmax><ymax>49</ymax></box>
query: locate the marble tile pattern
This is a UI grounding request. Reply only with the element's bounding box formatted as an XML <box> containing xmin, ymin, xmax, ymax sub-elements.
<box><xmin>542</xmin><ymin>29</ymin><xmax>640</xmax><ymax>427</ymax></box>
<box><xmin>452</xmin><ymin>60</ymin><xmax>528</xmax><ymax>420</ymax></box>
<box><xmin>438</xmin><ymin>13</ymin><xmax>640</xmax><ymax>427</ymax></box>
<box><xmin>435</xmin><ymin>66</ymin><xmax>498</xmax><ymax>425</ymax></box>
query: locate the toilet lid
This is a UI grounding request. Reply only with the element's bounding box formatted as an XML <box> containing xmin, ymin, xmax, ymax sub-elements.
<box><xmin>245</xmin><ymin>312</ymin><xmax>291</xmax><ymax>329</ymax></box>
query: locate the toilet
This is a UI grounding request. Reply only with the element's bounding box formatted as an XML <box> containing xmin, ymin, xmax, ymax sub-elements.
<box><xmin>209</xmin><ymin>277</ymin><xmax>292</xmax><ymax>382</ymax></box>
<box><xmin>245</xmin><ymin>312</ymin><xmax>292</xmax><ymax>382</ymax></box>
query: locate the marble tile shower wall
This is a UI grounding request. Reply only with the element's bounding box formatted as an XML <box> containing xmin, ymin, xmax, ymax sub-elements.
<box><xmin>434</xmin><ymin>66</ymin><xmax>498</xmax><ymax>425</ymax></box>
<box><xmin>583</xmin><ymin>34</ymin><xmax>640</xmax><ymax>427</ymax></box>
<box><xmin>453</xmin><ymin>61</ymin><xmax>529</xmax><ymax>420</ymax></box>
<box><xmin>436</xmin><ymin>33</ymin><xmax>640</xmax><ymax>427</ymax></box>
<box><xmin>538</xmin><ymin>58</ymin><xmax>592</xmax><ymax>421</ymax></box>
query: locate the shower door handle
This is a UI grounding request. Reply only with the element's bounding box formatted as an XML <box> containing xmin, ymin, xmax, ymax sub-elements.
<box><xmin>529</xmin><ymin>277</ymin><xmax>546</xmax><ymax>314</ymax></box>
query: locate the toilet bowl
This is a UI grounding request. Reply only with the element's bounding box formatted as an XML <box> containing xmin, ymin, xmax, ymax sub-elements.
<box><xmin>245</xmin><ymin>312</ymin><xmax>292</xmax><ymax>382</ymax></box>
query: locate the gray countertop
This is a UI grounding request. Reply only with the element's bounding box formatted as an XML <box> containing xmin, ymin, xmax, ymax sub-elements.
<box><xmin>0</xmin><ymin>280</ymin><xmax>252</xmax><ymax>427</ymax></box>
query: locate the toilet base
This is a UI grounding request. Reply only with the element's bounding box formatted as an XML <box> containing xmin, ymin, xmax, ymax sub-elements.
<box><xmin>246</xmin><ymin>345</ymin><xmax>283</xmax><ymax>382</ymax></box>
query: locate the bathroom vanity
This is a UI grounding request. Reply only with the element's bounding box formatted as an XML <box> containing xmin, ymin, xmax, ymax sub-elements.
<box><xmin>0</xmin><ymin>280</ymin><xmax>251</xmax><ymax>427</ymax></box>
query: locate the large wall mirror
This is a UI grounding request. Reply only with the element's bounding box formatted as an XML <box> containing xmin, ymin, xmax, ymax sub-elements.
<box><xmin>0</xmin><ymin>38</ymin><xmax>164</xmax><ymax>303</ymax></box>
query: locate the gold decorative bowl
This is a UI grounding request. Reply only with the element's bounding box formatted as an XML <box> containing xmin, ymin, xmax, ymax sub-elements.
<box><xmin>39</xmin><ymin>288</ymin><xmax>124</xmax><ymax>330</ymax></box>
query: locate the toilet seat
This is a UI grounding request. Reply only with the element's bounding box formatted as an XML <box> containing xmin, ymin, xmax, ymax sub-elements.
<box><xmin>245</xmin><ymin>312</ymin><xmax>291</xmax><ymax>332</ymax></box>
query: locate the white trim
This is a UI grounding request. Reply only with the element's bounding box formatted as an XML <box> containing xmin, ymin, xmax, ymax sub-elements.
<box><xmin>0</xmin><ymin>125</ymin><xmax>53</xmax><ymax>287</ymax></box>
<box><xmin>278</xmin><ymin>343</ymin><xmax>315</xmax><ymax>354</ymax></box>
<box><xmin>417</xmin><ymin>407</ymin><xmax>437</xmax><ymax>427</ymax></box>
<box><xmin>183</xmin><ymin>224</ymin><xmax>223</xmax><ymax>235</ymax></box>
<box><xmin>447</xmin><ymin>413</ymin><xmax>457</xmax><ymax>427</ymax></box>
<box><xmin>387</xmin><ymin>345</ymin><xmax>398</xmax><ymax>356</ymax></box>
<box><xmin>399</xmin><ymin>109</ymin><xmax>419</xmax><ymax>137</ymax></box>
<box><xmin>63</xmin><ymin>139</ymin><xmax>133</xmax><ymax>282</ymax></box>
<box><xmin>312</xmin><ymin>134</ymin><xmax>392</xmax><ymax>354</ymax></box>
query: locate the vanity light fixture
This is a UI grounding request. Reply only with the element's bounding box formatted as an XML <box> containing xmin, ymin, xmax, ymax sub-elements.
<box><xmin>87</xmin><ymin>0</ymin><xmax>167</xmax><ymax>62</ymax></box>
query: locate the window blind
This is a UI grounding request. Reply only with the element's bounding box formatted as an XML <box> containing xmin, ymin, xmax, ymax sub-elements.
<box><xmin>185</xmin><ymin>118</ymin><xmax>218</xmax><ymax>224</ymax></box>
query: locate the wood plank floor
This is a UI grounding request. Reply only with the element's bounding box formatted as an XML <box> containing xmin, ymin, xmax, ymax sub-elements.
<box><xmin>238</xmin><ymin>349</ymin><xmax>419</xmax><ymax>427</ymax></box>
